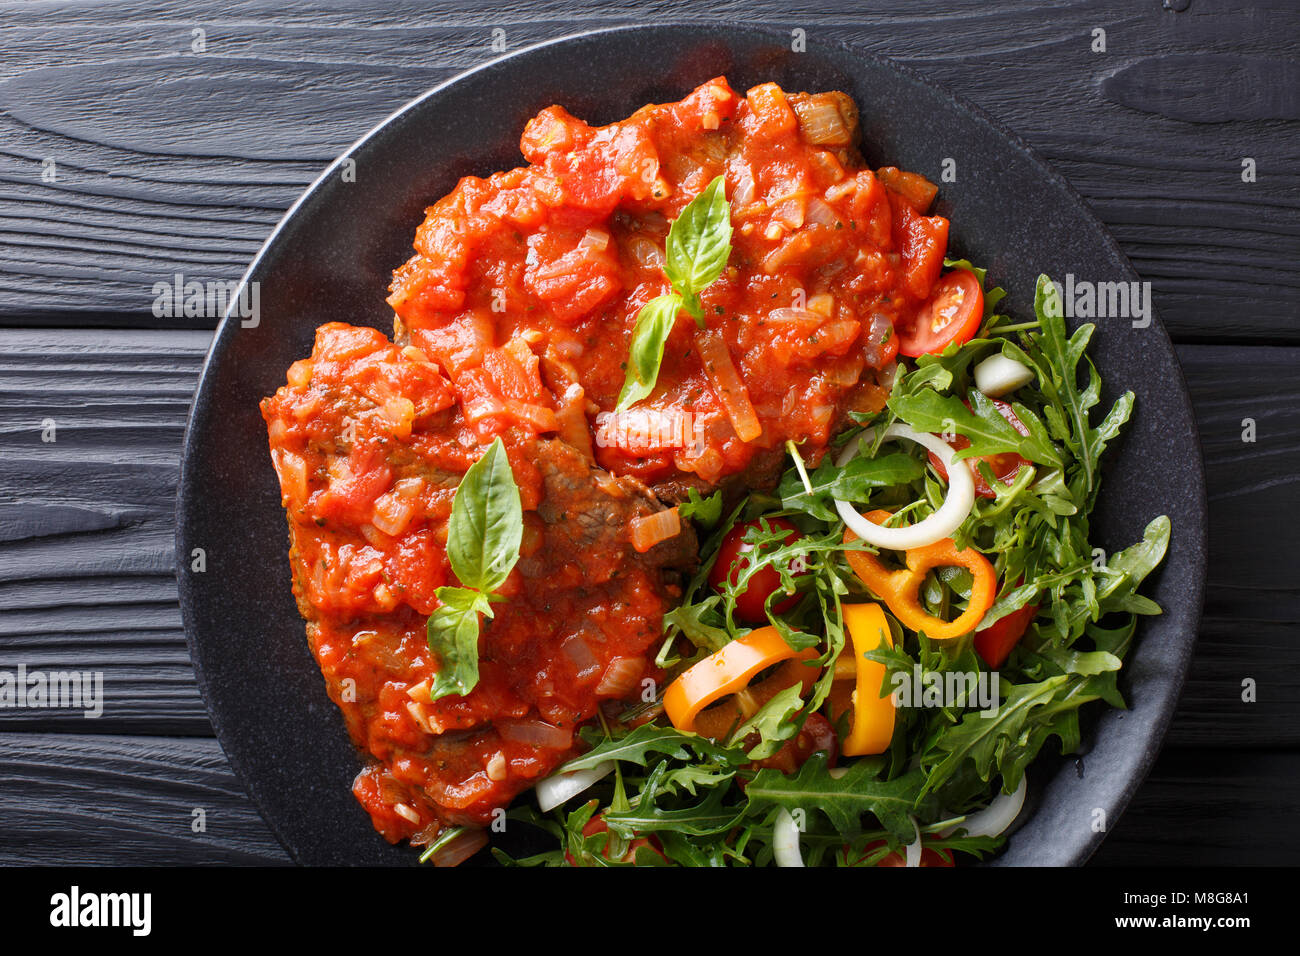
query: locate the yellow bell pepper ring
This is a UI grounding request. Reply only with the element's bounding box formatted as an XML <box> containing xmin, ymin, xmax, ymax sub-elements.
<box><xmin>843</xmin><ymin>510</ymin><xmax>996</xmax><ymax>641</ymax></box>
<box><xmin>664</xmin><ymin>626</ymin><xmax>817</xmax><ymax>736</ymax></box>
<box><xmin>838</xmin><ymin>603</ymin><xmax>895</xmax><ymax>757</ymax></box>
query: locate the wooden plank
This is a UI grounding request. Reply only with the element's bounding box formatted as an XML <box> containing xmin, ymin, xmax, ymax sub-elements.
<box><xmin>2</xmin><ymin>329</ymin><xmax>1298</xmax><ymax>748</ymax></box>
<box><xmin>0</xmin><ymin>0</ymin><xmax>1295</xmax><ymax>340</ymax></box>
<box><xmin>0</xmin><ymin>330</ymin><xmax>212</xmax><ymax>732</ymax></box>
<box><xmin>0</xmin><ymin>732</ymin><xmax>288</xmax><ymax>864</ymax></box>
<box><xmin>1090</xmin><ymin>748</ymin><xmax>1300</xmax><ymax>866</ymax></box>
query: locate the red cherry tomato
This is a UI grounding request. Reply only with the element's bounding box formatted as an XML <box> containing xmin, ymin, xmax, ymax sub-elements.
<box><xmin>897</xmin><ymin>269</ymin><xmax>984</xmax><ymax>357</ymax></box>
<box><xmin>846</xmin><ymin>839</ymin><xmax>956</xmax><ymax>867</ymax></box>
<box><xmin>975</xmin><ymin>601</ymin><xmax>1038</xmax><ymax>669</ymax></box>
<box><xmin>708</xmin><ymin>518</ymin><xmax>807</xmax><ymax>624</ymax></box>
<box><xmin>928</xmin><ymin>398</ymin><xmax>1031</xmax><ymax>499</ymax></box>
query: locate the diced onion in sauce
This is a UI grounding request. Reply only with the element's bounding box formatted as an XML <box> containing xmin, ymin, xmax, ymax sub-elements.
<box><xmin>499</xmin><ymin>719</ymin><xmax>572</xmax><ymax>750</ymax></box>
<box><xmin>696</xmin><ymin>330</ymin><xmax>762</xmax><ymax>442</ymax></box>
<box><xmin>429</xmin><ymin>828</ymin><xmax>488</xmax><ymax>867</ymax></box>
<box><xmin>629</xmin><ymin>507</ymin><xmax>682</xmax><ymax>553</ymax></box>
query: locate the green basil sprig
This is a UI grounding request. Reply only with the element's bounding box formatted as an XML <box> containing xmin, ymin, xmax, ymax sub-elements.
<box><xmin>427</xmin><ymin>436</ymin><xmax>523</xmax><ymax>701</ymax></box>
<box><xmin>616</xmin><ymin>175</ymin><xmax>732</xmax><ymax>411</ymax></box>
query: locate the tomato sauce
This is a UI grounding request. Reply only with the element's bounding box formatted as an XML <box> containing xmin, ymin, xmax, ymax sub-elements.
<box><xmin>389</xmin><ymin>77</ymin><xmax>948</xmax><ymax>487</ymax></box>
<box><xmin>264</xmin><ymin>78</ymin><xmax>951</xmax><ymax>853</ymax></box>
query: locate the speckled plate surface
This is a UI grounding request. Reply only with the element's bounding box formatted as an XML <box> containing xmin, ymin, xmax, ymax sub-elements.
<box><xmin>176</xmin><ymin>24</ymin><xmax>1207</xmax><ymax>866</ymax></box>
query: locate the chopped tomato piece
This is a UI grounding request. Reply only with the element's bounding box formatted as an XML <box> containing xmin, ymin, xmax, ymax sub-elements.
<box><xmin>892</xmin><ymin>199</ymin><xmax>950</xmax><ymax>301</ymax></box>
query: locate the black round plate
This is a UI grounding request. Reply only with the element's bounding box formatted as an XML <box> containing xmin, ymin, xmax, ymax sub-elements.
<box><xmin>177</xmin><ymin>25</ymin><xmax>1207</xmax><ymax>867</ymax></box>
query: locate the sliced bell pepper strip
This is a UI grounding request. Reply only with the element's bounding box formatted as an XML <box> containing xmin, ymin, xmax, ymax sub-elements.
<box><xmin>664</xmin><ymin>626</ymin><xmax>816</xmax><ymax>736</ymax></box>
<box><xmin>838</xmin><ymin>603</ymin><xmax>895</xmax><ymax>757</ymax></box>
<box><xmin>843</xmin><ymin>510</ymin><xmax>996</xmax><ymax>641</ymax></box>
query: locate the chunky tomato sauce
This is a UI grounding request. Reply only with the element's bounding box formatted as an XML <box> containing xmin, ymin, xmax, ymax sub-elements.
<box><xmin>264</xmin><ymin>78</ymin><xmax>951</xmax><ymax>853</ymax></box>
<box><xmin>389</xmin><ymin>77</ymin><xmax>948</xmax><ymax>487</ymax></box>
<box><xmin>263</xmin><ymin>324</ymin><xmax>692</xmax><ymax>842</ymax></box>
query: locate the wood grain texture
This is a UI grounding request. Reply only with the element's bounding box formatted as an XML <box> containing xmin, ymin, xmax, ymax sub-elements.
<box><xmin>1091</xmin><ymin>749</ymin><xmax>1300</xmax><ymax>866</ymax></box>
<box><xmin>0</xmin><ymin>733</ymin><xmax>288</xmax><ymax>864</ymax></box>
<box><xmin>0</xmin><ymin>330</ymin><xmax>210</xmax><ymax>732</ymax></box>
<box><xmin>0</xmin><ymin>0</ymin><xmax>1296</xmax><ymax>339</ymax></box>
<box><xmin>1</xmin><ymin>330</ymin><xmax>1296</xmax><ymax>749</ymax></box>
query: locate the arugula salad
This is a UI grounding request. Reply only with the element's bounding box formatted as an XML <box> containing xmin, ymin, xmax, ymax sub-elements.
<box><xmin>491</xmin><ymin>261</ymin><xmax>1169</xmax><ymax>868</ymax></box>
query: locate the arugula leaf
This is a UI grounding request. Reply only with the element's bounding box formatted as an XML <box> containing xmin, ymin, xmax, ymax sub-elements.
<box><xmin>605</xmin><ymin>776</ymin><xmax>745</xmax><ymax>837</ymax></box>
<box><xmin>427</xmin><ymin>587</ymin><xmax>493</xmax><ymax>700</ymax></box>
<box><xmin>664</xmin><ymin>174</ymin><xmax>732</xmax><ymax>304</ymax></box>
<box><xmin>888</xmin><ymin>387</ymin><xmax>1060</xmax><ymax>467</ymax></box>
<box><xmin>445</xmin><ymin>437</ymin><xmax>523</xmax><ymax>593</ymax></box>
<box><xmin>921</xmin><ymin>671</ymin><xmax>1112</xmax><ymax>797</ymax></box>
<box><xmin>1021</xmin><ymin>274</ymin><xmax>1134</xmax><ymax>502</ymax></box>
<box><xmin>615</xmin><ymin>293</ymin><xmax>684</xmax><ymax>411</ymax></box>
<box><xmin>561</xmin><ymin>723</ymin><xmax>741</xmax><ymax>774</ymax></box>
<box><xmin>747</xmin><ymin>753</ymin><xmax>928</xmax><ymax>843</ymax></box>
<box><xmin>678</xmin><ymin>487</ymin><xmax>724</xmax><ymax>528</ymax></box>
<box><xmin>662</xmin><ymin>596</ymin><xmax>734</xmax><ymax>653</ymax></box>
<box><xmin>1096</xmin><ymin>515</ymin><xmax>1171</xmax><ymax>614</ymax></box>
<box><xmin>778</xmin><ymin>451</ymin><xmax>925</xmax><ymax>521</ymax></box>
<box><xmin>728</xmin><ymin>682</ymin><xmax>805</xmax><ymax>759</ymax></box>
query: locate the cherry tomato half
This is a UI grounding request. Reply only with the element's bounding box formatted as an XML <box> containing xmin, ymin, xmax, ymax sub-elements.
<box><xmin>708</xmin><ymin>517</ymin><xmax>807</xmax><ymax>624</ymax></box>
<box><xmin>928</xmin><ymin>398</ymin><xmax>1031</xmax><ymax>499</ymax></box>
<box><xmin>897</xmin><ymin>269</ymin><xmax>984</xmax><ymax>357</ymax></box>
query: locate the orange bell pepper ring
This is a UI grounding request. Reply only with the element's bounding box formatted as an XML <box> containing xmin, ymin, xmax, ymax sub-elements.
<box><xmin>843</xmin><ymin>510</ymin><xmax>996</xmax><ymax>641</ymax></box>
<box><xmin>664</xmin><ymin>626</ymin><xmax>817</xmax><ymax>735</ymax></box>
<box><xmin>839</xmin><ymin>603</ymin><xmax>895</xmax><ymax>756</ymax></box>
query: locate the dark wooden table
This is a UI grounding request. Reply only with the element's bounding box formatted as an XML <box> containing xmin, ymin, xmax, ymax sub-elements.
<box><xmin>0</xmin><ymin>0</ymin><xmax>1296</xmax><ymax>866</ymax></box>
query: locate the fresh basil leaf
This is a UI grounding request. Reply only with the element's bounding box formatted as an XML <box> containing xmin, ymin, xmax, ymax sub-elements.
<box><xmin>446</xmin><ymin>436</ymin><xmax>523</xmax><ymax>594</ymax></box>
<box><xmin>616</xmin><ymin>292</ymin><xmax>683</xmax><ymax>411</ymax></box>
<box><xmin>427</xmin><ymin>586</ymin><xmax>492</xmax><ymax>701</ymax></box>
<box><xmin>664</xmin><ymin>174</ymin><xmax>732</xmax><ymax>297</ymax></box>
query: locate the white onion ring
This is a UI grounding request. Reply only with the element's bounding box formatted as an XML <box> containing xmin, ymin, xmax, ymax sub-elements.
<box><xmin>954</xmin><ymin>775</ymin><xmax>1027</xmax><ymax>838</ymax></box>
<box><xmin>773</xmin><ymin>808</ymin><xmax>805</xmax><ymax>867</ymax></box>
<box><xmin>535</xmin><ymin>761</ymin><xmax>614</xmax><ymax>812</ymax></box>
<box><xmin>904</xmin><ymin>817</ymin><xmax>922</xmax><ymax>868</ymax></box>
<box><xmin>834</xmin><ymin>424</ymin><xmax>975</xmax><ymax>550</ymax></box>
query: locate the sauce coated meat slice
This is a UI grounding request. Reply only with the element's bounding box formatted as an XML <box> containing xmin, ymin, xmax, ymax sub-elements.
<box><xmin>388</xmin><ymin>78</ymin><xmax>943</xmax><ymax>493</ymax></box>
<box><xmin>262</xmin><ymin>323</ymin><xmax>694</xmax><ymax>844</ymax></box>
